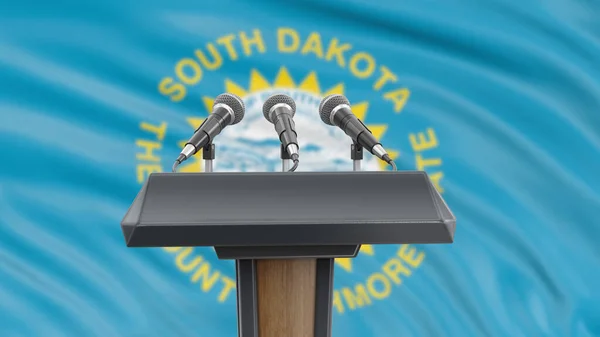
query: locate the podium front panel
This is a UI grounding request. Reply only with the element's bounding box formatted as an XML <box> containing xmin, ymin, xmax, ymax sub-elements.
<box><xmin>121</xmin><ymin>171</ymin><xmax>455</xmax><ymax>247</ymax></box>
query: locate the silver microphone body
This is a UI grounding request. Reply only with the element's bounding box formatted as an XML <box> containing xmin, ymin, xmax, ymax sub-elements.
<box><xmin>263</xmin><ymin>94</ymin><xmax>300</xmax><ymax>161</ymax></box>
<box><xmin>319</xmin><ymin>94</ymin><xmax>392</xmax><ymax>163</ymax></box>
<box><xmin>175</xmin><ymin>93</ymin><xmax>245</xmax><ymax>166</ymax></box>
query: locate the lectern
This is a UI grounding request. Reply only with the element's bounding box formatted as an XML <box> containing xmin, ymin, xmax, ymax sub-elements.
<box><xmin>121</xmin><ymin>171</ymin><xmax>455</xmax><ymax>337</ymax></box>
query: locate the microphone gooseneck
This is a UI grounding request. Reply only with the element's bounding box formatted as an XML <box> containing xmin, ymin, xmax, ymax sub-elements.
<box><xmin>262</xmin><ymin>94</ymin><xmax>300</xmax><ymax>171</ymax></box>
<box><xmin>319</xmin><ymin>94</ymin><xmax>397</xmax><ymax>170</ymax></box>
<box><xmin>172</xmin><ymin>93</ymin><xmax>245</xmax><ymax>172</ymax></box>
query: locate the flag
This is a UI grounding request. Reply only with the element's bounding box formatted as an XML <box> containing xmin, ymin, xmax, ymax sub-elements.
<box><xmin>1</xmin><ymin>1</ymin><xmax>599</xmax><ymax>336</ymax></box>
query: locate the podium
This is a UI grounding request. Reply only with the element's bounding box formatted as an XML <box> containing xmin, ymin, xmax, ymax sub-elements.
<box><xmin>121</xmin><ymin>171</ymin><xmax>455</xmax><ymax>337</ymax></box>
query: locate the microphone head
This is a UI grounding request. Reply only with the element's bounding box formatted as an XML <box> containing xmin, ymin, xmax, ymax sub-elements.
<box><xmin>319</xmin><ymin>94</ymin><xmax>350</xmax><ymax>125</ymax></box>
<box><xmin>214</xmin><ymin>93</ymin><xmax>245</xmax><ymax>125</ymax></box>
<box><xmin>262</xmin><ymin>94</ymin><xmax>296</xmax><ymax>123</ymax></box>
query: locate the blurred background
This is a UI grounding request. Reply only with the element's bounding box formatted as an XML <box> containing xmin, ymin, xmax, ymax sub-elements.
<box><xmin>1</xmin><ymin>0</ymin><xmax>600</xmax><ymax>336</ymax></box>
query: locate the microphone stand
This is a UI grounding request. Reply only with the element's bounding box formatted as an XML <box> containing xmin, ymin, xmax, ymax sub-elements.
<box><xmin>203</xmin><ymin>143</ymin><xmax>215</xmax><ymax>173</ymax></box>
<box><xmin>280</xmin><ymin>144</ymin><xmax>291</xmax><ymax>172</ymax></box>
<box><xmin>351</xmin><ymin>143</ymin><xmax>363</xmax><ymax>171</ymax></box>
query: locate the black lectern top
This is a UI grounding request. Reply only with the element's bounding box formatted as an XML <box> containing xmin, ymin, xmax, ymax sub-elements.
<box><xmin>121</xmin><ymin>171</ymin><xmax>455</xmax><ymax>247</ymax></box>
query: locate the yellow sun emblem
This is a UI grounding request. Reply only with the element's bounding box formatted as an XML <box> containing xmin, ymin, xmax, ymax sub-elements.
<box><xmin>177</xmin><ymin>66</ymin><xmax>399</xmax><ymax>273</ymax></box>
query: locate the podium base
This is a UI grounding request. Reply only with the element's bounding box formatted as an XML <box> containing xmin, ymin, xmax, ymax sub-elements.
<box><xmin>236</xmin><ymin>258</ymin><xmax>334</xmax><ymax>337</ymax></box>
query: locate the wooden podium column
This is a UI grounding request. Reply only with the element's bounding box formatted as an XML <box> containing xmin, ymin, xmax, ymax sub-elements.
<box><xmin>236</xmin><ymin>257</ymin><xmax>335</xmax><ymax>337</ymax></box>
<box><xmin>257</xmin><ymin>259</ymin><xmax>316</xmax><ymax>337</ymax></box>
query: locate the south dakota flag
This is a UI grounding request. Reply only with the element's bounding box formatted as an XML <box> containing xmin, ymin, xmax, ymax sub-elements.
<box><xmin>1</xmin><ymin>1</ymin><xmax>599</xmax><ymax>336</ymax></box>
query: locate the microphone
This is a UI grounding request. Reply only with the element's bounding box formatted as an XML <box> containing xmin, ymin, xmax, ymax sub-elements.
<box><xmin>262</xmin><ymin>94</ymin><xmax>300</xmax><ymax>171</ymax></box>
<box><xmin>172</xmin><ymin>93</ymin><xmax>245</xmax><ymax>172</ymax></box>
<box><xmin>319</xmin><ymin>94</ymin><xmax>397</xmax><ymax>170</ymax></box>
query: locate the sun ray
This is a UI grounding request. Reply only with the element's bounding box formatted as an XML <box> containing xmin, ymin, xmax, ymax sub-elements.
<box><xmin>369</xmin><ymin>125</ymin><xmax>388</xmax><ymax>140</ymax></box>
<box><xmin>322</xmin><ymin>83</ymin><xmax>345</xmax><ymax>97</ymax></box>
<box><xmin>335</xmin><ymin>258</ymin><xmax>353</xmax><ymax>272</ymax></box>
<box><xmin>361</xmin><ymin>245</ymin><xmax>375</xmax><ymax>255</ymax></box>
<box><xmin>249</xmin><ymin>69</ymin><xmax>271</xmax><ymax>92</ymax></box>
<box><xmin>298</xmin><ymin>72</ymin><xmax>320</xmax><ymax>94</ymax></box>
<box><xmin>335</xmin><ymin>245</ymin><xmax>375</xmax><ymax>272</ymax></box>
<box><xmin>202</xmin><ymin>96</ymin><xmax>214</xmax><ymax>113</ymax></box>
<box><xmin>273</xmin><ymin>67</ymin><xmax>295</xmax><ymax>88</ymax></box>
<box><xmin>186</xmin><ymin>117</ymin><xmax>205</xmax><ymax>130</ymax></box>
<box><xmin>352</xmin><ymin>102</ymin><xmax>369</xmax><ymax>120</ymax></box>
<box><xmin>224</xmin><ymin>79</ymin><xmax>247</xmax><ymax>97</ymax></box>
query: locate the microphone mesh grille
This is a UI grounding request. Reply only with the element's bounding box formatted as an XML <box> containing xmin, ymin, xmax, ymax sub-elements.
<box><xmin>262</xmin><ymin>94</ymin><xmax>296</xmax><ymax>122</ymax></box>
<box><xmin>214</xmin><ymin>93</ymin><xmax>245</xmax><ymax>124</ymax></box>
<box><xmin>319</xmin><ymin>94</ymin><xmax>350</xmax><ymax>125</ymax></box>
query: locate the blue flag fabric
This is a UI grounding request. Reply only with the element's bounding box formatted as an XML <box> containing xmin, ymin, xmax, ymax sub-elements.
<box><xmin>1</xmin><ymin>1</ymin><xmax>600</xmax><ymax>336</ymax></box>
